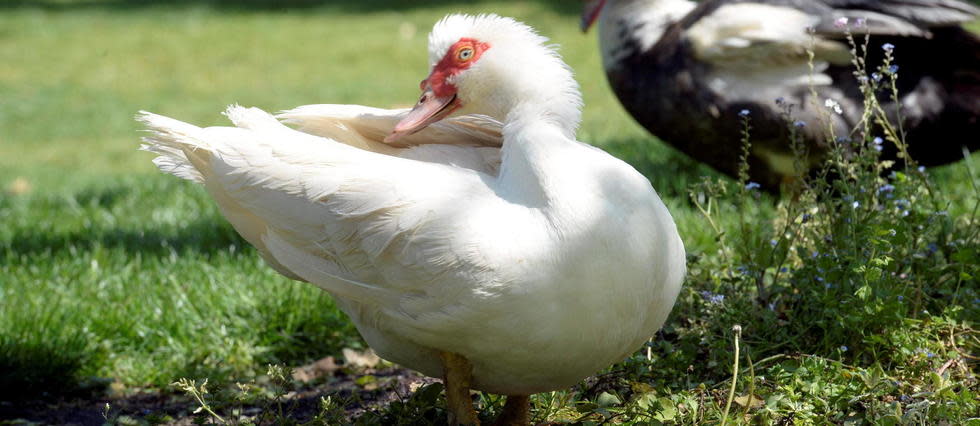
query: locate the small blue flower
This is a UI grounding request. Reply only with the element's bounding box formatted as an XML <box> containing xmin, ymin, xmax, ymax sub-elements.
<box><xmin>770</xmin><ymin>239</ymin><xmax>778</xmax><ymax>247</ymax></box>
<box><xmin>900</xmin><ymin>395</ymin><xmax>910</xmax><ymax>402</ymax></box>
<box><xmin>882</xmin><ymin>43</ymin><xmax>895</xmax><ymax>52</ymax></box>
<box><xmin>793</xmin><ymin>120</ymin><xmax>807</xmax><ymax>128</ymax></box>
<box><xmin>927</xmin><ymin>243</ymin><xmax>938</xmax><ymax>254</ymax></box>
<box><xmin>872</xmin><ymin>72</ymin><xmax>883</xmax><ymax>82</ymax></box>
<box><xmin>888</xmin><ymin>65</ymin><xmax>899</xmax><ymax>74</ymax></box>
<box><xmin>897</xmin><ymin>295</ymin><xmax>904</xmax><ymax>301</ymax></box>
<box><xmin>840</xmin><ymin>345</ymin><xmax>848</xmax><ymax>352</ymax></box>
<box><xmin>739</xmin><ymin>109</ymin><xmax>751</xmax><ymax>117</ymax></box>
<box><xmin>780</xmin><ymin>267</ymin><xmax>788</xmax><ymax>273</ymax></box>
<box><xmin>872</xmin><ymin>136</ymin><xmax>884</xmax><ymax>151</ymax></box>
<box><xmin>836</xmin><ymin>136</ymin><xmax>851</xmax><ymax>144</ymax></box>
<box><xmin>816</xmin><ymin>276</ymin><xmax>825</xmax><ymax>283</ymax></box>
<box><xmin>801</xmin><ymin>213</ymin><xmax>812</xmax><ymax>223</ymax></box>
<box><xmin>745</xmin><ymin>182</ymin><xmax>761</xmax><ymax>190</ymax></box>
<box><xmin>700</xmin><ymin>291</ymin><xmax>725</xmax><ymax>305</ymax></box>
<box><xmin>918</xmin><ymin>166</ymin><xmax>926</xmax><ymax>173</ymax></box>
<box><xmin>852</xmin><ymin>201</ymin><xmax>860</xmax><ymax>209</ymax></box>
<box><xmin>879</xmin><ymin>184</ymin><xmax>895</xmax><ymax>193</ymax></box>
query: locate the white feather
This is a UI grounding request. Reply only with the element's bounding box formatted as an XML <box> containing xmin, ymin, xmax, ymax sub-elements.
<box><xmin>597</xmin><ymin>0</ymin><xmax>696</xmax><ymax>68</ymax></box>
<box><xmin>685</xmin><ymin>4</ymin><xmax>849</xmax><ymax>100</ymax></box>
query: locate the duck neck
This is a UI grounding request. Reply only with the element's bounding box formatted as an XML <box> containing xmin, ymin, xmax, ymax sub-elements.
<box><xmin>598</xmin><ymin>0</ymin><xmax>696</xmax><ymax>70</ymax></box>
<box><xmin>497</xmin><ymin>102</ymin><xmax>580</xmax><ymax>207</ymax></box>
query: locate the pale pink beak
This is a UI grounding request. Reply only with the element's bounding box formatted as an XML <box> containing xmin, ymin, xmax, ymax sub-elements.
<box><xmin>385</xmin><ymin>87</ymin><xmax>461</xmax><ymax>143</ymax></box>
<box><xmin>581</xmin><ymin>0</ymin><xmax>607</xmax><ymax>32</ymax></box>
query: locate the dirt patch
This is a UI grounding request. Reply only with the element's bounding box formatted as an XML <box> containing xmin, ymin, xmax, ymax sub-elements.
<box><xmin>0</xmin><ymin>365</ymin><xmax>436</xmax><ymax>425</ymax></box>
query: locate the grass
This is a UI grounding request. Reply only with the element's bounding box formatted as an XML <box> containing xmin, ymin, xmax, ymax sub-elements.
<box><xmin>1</xmin><ymin>1</ymin><xmax>978</xmax><ymax>424</ymax></box>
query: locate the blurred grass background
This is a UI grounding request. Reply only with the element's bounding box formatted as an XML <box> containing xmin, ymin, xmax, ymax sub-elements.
<box><xmin>0</xmin><ymin>0</ymin><xmax>977</xmax><ymax>410</ymax></box>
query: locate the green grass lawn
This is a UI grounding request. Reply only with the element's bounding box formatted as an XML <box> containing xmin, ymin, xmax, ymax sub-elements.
<box><xmin>1</xmin><ymin>1</ymin><xmax>978</xmax><ymax>424</ymax></box>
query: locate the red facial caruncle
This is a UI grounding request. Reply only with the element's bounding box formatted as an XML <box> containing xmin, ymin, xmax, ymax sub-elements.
<box><xmin>424</xmin><ymin>38</ymin><xmax>492</xmax><ymax>97</ymax></box>
<box><xmin>386</xmin><ymin>37</ymin><xmax>492</xmax><ymax>143</ymax></box>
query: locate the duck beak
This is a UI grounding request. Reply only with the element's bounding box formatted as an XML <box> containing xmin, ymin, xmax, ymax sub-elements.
<box><xmin>386</xmin><ymin>87</ymin><xmax>461</xmax><ymax>143</ymax></box>
<box><xmin>581</xmin><ymin>0</ymin><xmax>607</xmax><ymax>33</ymax></box>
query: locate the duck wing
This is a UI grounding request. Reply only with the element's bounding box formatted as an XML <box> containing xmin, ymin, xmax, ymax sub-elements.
<box><xmin>277</xmin><ymin>104</ymin><xmax>503</xmax><ymax>175</ymax></box>
<box><xmin>278</xmin><ymin>104</ymin><xmax>502</xmax><ymax>148</ymax></box>
<box><xmin>138</xmin><ymin>105</ymin><xmax>503</xmax><ymax>316</ymax></box>
<box><xmin>681</xmin><ymin>0</ymin><xmax>977</xmax><ymax>70</ymax></box>
<box><xmin>819</xmin><ymin>0</ymin><xmax>979</xmax><ymax>29</ymax></box>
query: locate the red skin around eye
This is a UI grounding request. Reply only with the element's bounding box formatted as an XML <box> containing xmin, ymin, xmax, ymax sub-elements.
<box><xmin>422</xmin><ymin>38</ymin><xmax>491</xmax><ymax>97</ymax></box>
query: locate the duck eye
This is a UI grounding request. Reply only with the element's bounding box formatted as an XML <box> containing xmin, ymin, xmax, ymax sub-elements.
<box><xmin>457</xmin><ymin>47</ymin><xmax>474</xmax><ymax>61</ymax></box>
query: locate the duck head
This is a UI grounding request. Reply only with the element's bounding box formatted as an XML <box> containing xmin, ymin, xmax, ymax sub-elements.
<box><xmin>581</xmin><ymin>0</ymin><xmax>608</xmax><ymax>32</ymax></box>
<box><xmin>387</xmin><ymin>14</ymin><xmax>582</xmax><ymax>142</ymax></box>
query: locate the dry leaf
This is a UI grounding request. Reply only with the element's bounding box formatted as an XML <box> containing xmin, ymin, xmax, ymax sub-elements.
<box><xmin>343</xmin><ymin>348</ymin><xmax>381</xmax><ymax>369</ymax></box>
<box><xmin>733</xmin><ymin>394</ymin><xmax>764</xmax><ymax>408</ymax></box>
<box><xmin>292</xmin><ymin>356</ymin><xmax>341</xmax><ymax>383</ymax></box>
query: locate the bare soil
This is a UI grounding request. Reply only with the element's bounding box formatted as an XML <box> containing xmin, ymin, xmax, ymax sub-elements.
<box><xmin>0</xmin><ymin>364</ymin><xmax>434</xmax><ymax>425</ymax></box>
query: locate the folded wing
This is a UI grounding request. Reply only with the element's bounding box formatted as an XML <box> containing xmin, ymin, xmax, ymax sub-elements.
<box><xmin>278</xmin><ymin>104</ymin><xmax>503</xmax><ymax>175</ymax></box>
<box><xmin>139</xmin><ymin>106</ymin><xmax>501</xmax><ymax>318</ymax></box>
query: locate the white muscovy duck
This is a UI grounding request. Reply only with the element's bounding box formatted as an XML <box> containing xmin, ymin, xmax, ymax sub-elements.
<box><xmin>139</xmin><ymin>14</ymin><xmax>685</xmax><ymax>425</ymax></box>
<box><xmin>583</xmin><ymin>0</ymin><xmax>980</xmax><ymax>191</ymax></box>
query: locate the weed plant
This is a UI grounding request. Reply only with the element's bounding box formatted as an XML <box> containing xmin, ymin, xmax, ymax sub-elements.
<box><xmin>606</xmin><ymin>24</ymin><xmax>980</xmax><ymax>423</ymax></box>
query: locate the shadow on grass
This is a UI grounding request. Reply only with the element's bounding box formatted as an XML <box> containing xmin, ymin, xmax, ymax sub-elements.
<box><xmin>0</xmin><ymin>307</ymin><xmax>105</xmax><ymax>403</ymax></box>
<box><xmin>1</xmin><ymin>219</ymin><xmax>247</xmax><ymax>262</ymax></box>
<box><xmin>0</xmin><ymin>0</ymin><xmax>581</xmax><ymax>14</ymax></box>
<box><xmin>0</xmin><ymin>345</ymin><xmax>92</xmax><ymax>401</ymax></box>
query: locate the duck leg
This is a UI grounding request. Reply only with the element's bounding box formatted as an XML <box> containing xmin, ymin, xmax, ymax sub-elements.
<box><xmin>440</xmin><ymin>351</ymin><xmax>480</xmax><ymax>425</ymax></box>
<box><xmin>492</xmin><ymin>395</ymin><xmax>530</xmax><ymax>426</ymax></box>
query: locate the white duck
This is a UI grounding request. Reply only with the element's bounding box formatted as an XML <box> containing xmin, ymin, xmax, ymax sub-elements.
<box><xmin>139</xmin><ymin>14</ymin><xmax>685</xmax><ymax>425</ymax></box>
